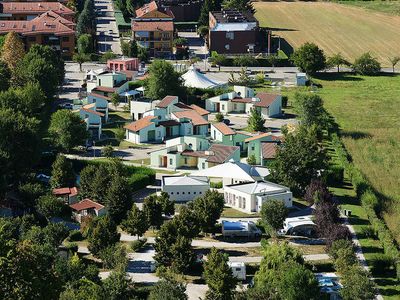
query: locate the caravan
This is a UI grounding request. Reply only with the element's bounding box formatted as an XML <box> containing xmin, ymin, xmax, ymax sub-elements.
<box><xmin>228</xmin><ymin>262</ymin><xmax>246</xmax><ymax>281</ymax></box>
<box><xmin>279</xmin><ymin>215</ymin><xmax>317</xmax><ymax>237</ymax></box>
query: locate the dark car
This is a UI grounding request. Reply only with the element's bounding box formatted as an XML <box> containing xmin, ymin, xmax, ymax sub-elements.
<box><xmin>222</xmin><ymin>118</ymin><xmax>230</xmax><ymax>125</ymax></box>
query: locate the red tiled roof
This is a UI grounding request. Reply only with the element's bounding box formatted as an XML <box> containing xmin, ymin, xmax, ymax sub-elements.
<box><xmin>253</xmin><ymin>93</ymin><xmax>280</xmax><ymax>108</ymax></box>
<box><xmin>70</xmin><ymin>199</ymin><xmax>104</xmax><ymax>212</ymax></box>
<box><xmin>231</xmin><ymin>97</ymin><xmax>253</xmax><ymax>103</ymax></box>
<box><xmin>181</xmin><ymin>150</ymin><xmax>207</xmax><ymax>157</ymax></box>
<box><xmin>158</xmin><ymin>119</ymin><xmax>180</xmax><ymax>127</ymax></box>
<box><xmin>174</xmin><ymin>102</ymin><xmax>191</xmax><ymax>109</ymax></box>
<box><xmin>132</xmin><ymin>20</ymin><xmax>173</xmax><ymax>32</ymax></box>
<box><xmin>206</xmin><ymin>144</ymin><xmax>239</xmax><ymax>164</ymax></box>
<box><xmin>156</xmin><ymin>95</ymin><xmax>177</xmax><ymax>108</ymax></box>
<box><xmin>244</xmin><ymin>132</ymin><xmax>271</xmax><ymax>143</ymax></box>
<box><xmin>35</xmin><ymin>10</ymin><xmax>75</xmax><ymax>27</ymax></box>
<box><xmin>135</xmin><ymin>0</ymin><xmax>158</xmax><ymax>17</ymax></box>
<box><xmin>81</xmin><ymin>104</ymin><xmax>105</xmax><ymax>117</ymax></box>
<box><xmin>2</xmin><ymin>2</ymin><xmax>74</xmax><ymax>16</ymax></box>
<box><xmin>124</xmin><ymin>116</ymin><xmax>156</xmax><ymax>132</ymax></box>
<box><xmin>172</xmin><ymin>110</ymin><xmax>209</xmax><ymax>126</ymax></box>
<box><xmin>190</xmin><ymin>104</ymin><xmax>209</xmax><ymax>116</ymax></box>
<box><xmin>0</xmin><ymin>12</ymin><xmax>75</xmax><ymax>36</ymax></box>
<box><xmin>213</xmin><ymin>122</ymin><xmax>235</xmax><ymax>135</ymax></box>
<box><xmin>261</xmin><ymin>142</ymin><xmax>278</xmax><ymax>159</ymax></box>
<box><xmin>91</xmin><ymin>86</ymin><xmax>116</xmax><ymax>93</ymax></box>
<box><xmin>53</xmin><ymin>187</ymin><xmax>78</xmax><ymax>196</ymax></box>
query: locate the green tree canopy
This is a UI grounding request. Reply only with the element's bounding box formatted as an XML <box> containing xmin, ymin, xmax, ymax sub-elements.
<box><xmin>203</xmin><ymin>247</ymin><xmax>237</xmax><ymax>300</ymax></box>
<box><xmin>0</xmin><ymin>31</ymin><xmax>25</xmax><ymax>72</ymax></box>
<box><xmin>260</xmin><ymin>199</ymin><xmax>288</xmax><ymax>232</ymax></box>
<box><xmin>222</xmin><ymin>0</ymin><xmax>253</xmax><ymax>13</ymax></box>
<box><xmin>77</xmin><ymin>34</ymin><xmax>93</xmax><ymax>54</ymax></box>
<box><xmin>104</xmin><ymin>175</ymin><xmax>132</xmax><ymax>224</ymax></box>
<box><xmin>158</xmin><ymin>191</ymin><xmax>175</xmax><ymax>216</ymax></box>
<box><xmin>0</xmin><ymin>61</ymin><xmax>11</xmax><ymax>92</ymax></box>
<box><xmin>50</xmin><ymin>154</ymin><xmax>76</xmax><ymax>188</ymax></box>
<box><xmin>49</xmin><ymin>109</ymin><xmax>88</xmax><ymax>152</ymax></box>
<box><xmin>103</xmin><ymin>268</ymin><xmax>135</xmax><ymax>300</ymax></box>
<box><xmin>87</xmin><ymin>216</ymin><xmax>121</xmax><ymax>256</ymax></box>
<box><xmin>293</xmin><ymin>93</ymin><xmax>329</xmax><ymax>131</ymax></box>
<box><xmin>59</xmin><ymin>279</ymin><xmax>104</xmax><ymax>300</ymax></box>
<box><xmin>327</xmin><ymin>53</ymin><xmax>349</xmax><ymax>73</ymax></box>
<box><xmin>247</xmin><ymin>108</ymin><xmax>265</xmax><ymax>132</ymax></box>
<box><xmin>340</xmin><ymin>266</ymin><xmax>376</xmax><ymax>300</ymax></box>
<box><xmin>122</xmin><ymin>204</ymin><xmax>149</xmax><ymax>239</ymax></box>
<box><xmin>291</xmin><ymin>42</ymin><xmax>326</xmax><ymax>75</ymax></box>
<box><xmin>146</xmin><ymin>60</ymin><xmax>183</xmax><ymax>99</ymax></box>
<box><xmin>143</xmin><ymin>194</ymin><xmax>163</xmax><ymax>229</ymax></box>
<box><xmin>149</xmin><ymin>279</ymin><xmax>188</xmax><ymax>300</ymax></box>
<box><xmin>352</xmin><ymin>52</ymin><xmax>381</xmax><ymax>76</ymax></box>
<box><xmin>270</xmin><ymin>126</ymin><xmax>326</xmax><ymax>196</ymax></box>
<box><xmin>36</xmin><ymin>195</ymin><xmax>65</xmax><ymax>220</ymax></box>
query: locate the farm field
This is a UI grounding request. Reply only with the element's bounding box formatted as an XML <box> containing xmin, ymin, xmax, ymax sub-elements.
<box><xmin>254</xmin><ymin>2</ymin><xmax>400</xmax><ymax>65</ymax></box>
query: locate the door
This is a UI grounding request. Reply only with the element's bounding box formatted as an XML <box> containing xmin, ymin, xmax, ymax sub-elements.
<box><xmin>162</xmin><ymin>156</ymin><xmax>167</xmax><ymax>167</ymax></box>
<box><xmin>166</xmin><ymin>127</ymin><xmax>171</xmax><ymax>137</ymax></box>
<box><xmin>147</xmin><ymin>130</ymin><xmax>155</xmax><ymax>141</ymax></box>
<box><xmin>216</xmin><ymin>103</ymin><xmax>220</xmax><ymax>112</ymax></box>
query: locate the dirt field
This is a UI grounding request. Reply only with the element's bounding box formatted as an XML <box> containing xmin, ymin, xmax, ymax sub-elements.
<box><xmin>254</xmin><ymin>2</ymin><xmax>400</xmax><ymax>65</ymax></box>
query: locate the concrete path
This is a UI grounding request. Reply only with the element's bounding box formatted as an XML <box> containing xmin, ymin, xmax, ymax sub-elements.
<box><xmin>95</xmin><ymin>0</ymin><xmax>121</xmax><ymax>54</ymax></box>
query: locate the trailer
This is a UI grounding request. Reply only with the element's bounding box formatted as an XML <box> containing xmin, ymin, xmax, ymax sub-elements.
<box><xmin>221</xmin><ymin>220</ymin><xmax>262</xmax><ymax>238</ymax></box>
<box><xmin>228</xmin><ymin>262</ymin><xmax>246</xmax><ymax>280</ymax></box>
<box><xmin>279</xmin><ymin>215</ymin><xmax>317</xmax><ymax>237</ymax></box>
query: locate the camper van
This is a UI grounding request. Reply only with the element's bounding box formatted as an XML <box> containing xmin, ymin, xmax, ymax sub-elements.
<box><xmin>222</xmin><ymin>220</ymin><xmax>262</xmax><ymax>238</ymax></box>
<box><xmin>228</xmin><ymin>262</ymin><xmax>246</xmax><ymax>280</ymax></box>
<box><xmin>279</xmin><ymin>215</ymin><xmax>317</xmax><ymax>237</ymax></box>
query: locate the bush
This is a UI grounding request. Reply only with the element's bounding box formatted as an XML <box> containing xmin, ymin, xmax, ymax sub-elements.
<box><xmin>68</xmin><ymin>229</ymin><xmax>83</xmax><ymax>241</ymax></box>
<box><xmin>127</xmin><ymin>173</ymin><xmax>152</xmax><ymax>191</ymax></box>
<box><xmin>352</xmin><ymin>52</ymin><xmax>381</xmax><ymax>76</ymax></box>
<box><xmin>102</xmin><ymin>145</ymin><xmax>114</xmax><ymax>158</ymax></box>
<box><xmin>370</xmin><ymin>254</ymin><xmax>395</xmax><ymax>276</ymax></box>
<box><xmin>64</xmin><ymin>242</ymin><xmax>78</xmax><ymax>253</ymax></box>
<box><xmin>360</xmin><ymin>226</ymin><xmax>375</xmax><ymax>239</ymax></box>
<box><xmin>130</xmin><ymin>238</ymin><xmax>147</xmax><ymax>252</ymax></box>
<box><xmin>215</xmin><ymin>112</ymin><xmax>224</xmax><ymax>122</ymax></box>
<box><xmin>98</xmin><ymin>244</ymin><xmax>128</xmax><ymax>269</ymax></box>
<box><xmin>282</xmin><ymin>96</ymin><xmax>288</xmax><ymax>108</ymax></box>
<box><xmin>210</xmin><ymin>181</ymin><xmax>223</xmax><ymax>189</ymax></box>
<box><xmin>325</xmin><ymin>165</ymin><xmax>344</xmax><ymax>185</ymax></box>
<box><xmin>128</xmin><ymin>80</ymin><xmax>145</xmax><ymax>90</ymax></box>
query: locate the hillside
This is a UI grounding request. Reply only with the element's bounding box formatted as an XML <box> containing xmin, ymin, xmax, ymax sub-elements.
<box><xmin>254</xmin><ymin>2</ymin><xmax>400</xmax><ymax>66</ymax></box>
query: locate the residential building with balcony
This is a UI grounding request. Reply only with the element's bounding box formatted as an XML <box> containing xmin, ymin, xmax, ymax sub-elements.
<box><xmin>132</xmin><ymin>1</ymin><xmax>174</xmax><ymax>58</ymax></box>
<box><xmin>0</xmin><ymin>2</ymin><xmax>75</xmax><ymax>21</ymax></box>
<box><xmin>0</xmin><ymin>10</ymin><xmax>75</xmax><ymax>57</ymax></box>
<box><xmin>79</xmin><ymin>93</ymin><xmax>110</xmax><ymax>140</ymax></box>
<box><xmin>86</xmin><ymin>70</ymin><xmax>130</xmax><ymax>97</ymax></box>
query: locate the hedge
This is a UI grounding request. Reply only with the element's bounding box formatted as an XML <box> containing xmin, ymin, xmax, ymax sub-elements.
<box><xmin>331</xmin><ymin>133</ymin><xmax>400</xmax><ymax>279</ymax></box>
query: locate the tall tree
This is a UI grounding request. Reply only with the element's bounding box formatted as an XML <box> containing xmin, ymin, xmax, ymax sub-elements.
<box><xmin>87</xmin><ymin>216</ymin><xmax>121</xmax><ymax>256</ymax></box>
<box><xmin>222</xmin><ymin>0</ymin><xmax>253</xmax><ymax>13</ymax></box>
<box><xmin>122</xmin><ymin>204</ymin><xmax>149</xmax><ymax>239</ymax></box>
<box><xmin>49</xmin><ymin>109</ymin><xmax>88</xmax><ymax>152</ymax></box>
<box><xmin>149</xmin><ymin>279</ymin><xmax>188</xmax><ymax>300</ymax></box>
<box><xmin>260</xmin><ymin>199</ymin><xmax>288</xmax><ymax>233</ymax></box>
<box><xmin>198</xmin><ymin>0</ymin><xmax>222</xmax><ymax>27</ymax></box>
<box><xmin>270</xmin><ymin>126</ymin><xmax>326</xmax><ymax>196</ymax></box>
<box><xmin>190</xmin><ymin>190</ymin><xmax>224</xmax><ymax>234</ymax></box>
<box><xmin>59</xmin><ymin>279</ymin><xmax>103</xmax><ymax>300</ymax></box>
<box><xmin>158</xmin><ymin>191</ymin><xmax>175</xmax><ymax>216</ymax></box>
<box><xmin>247</xmin><ymin>108</ymin><xmax>265</xmax><ymax>132</ymax></box>
<box><xmin>293</xmin><ymin>93</ymin><xmax>329</xmax><ymax>130</ymax></box>
<box><xmin>352</xmin><ymin>52</ymin><xmax>381</xmax><ymax>76</ymax></box>
<box><xmin>77</xmin><ymin>34</ymin><xmax>93</xmax><ymax>54</ymax></box>
<box><xmin>73</xmin><ymin>53</ymin><xmax>90</xmax><ymax>72</ymax></box>
<box><xmin>0</xmin><ymin>61</ymin><xmax>11</xmax><ymax>92</ymax></box>
<box><xmin>104</xmin><ymin>175</ymin><xmax>132</xmax><ymax>224</ymax></box>
<box><xmin>103</xmin><ymin>268</ymin><xmax>135</xmax><ymax>300</ymax></box>
<box><xmin>50</xmin><ymin>154</ymin><xmax>76</xmax><ymax>188</ymax></box>
<box><xmin>147</xmin><ymin>60</ymin><xmax>183</xmax><ymax>99</ymax></box>
<box><xmin>173</xmin><ymin>205</ymin><xmax>200</xmax><ymax>239</ymax></box>
<box><xmin>327</xmin><ymin>53</ymin><xmax>349</xmax><ymax>73</ymax></box>
<box><xmin>143</xmin><ymin>195</ymin><xmax>163</xmax><ymax>229</ymax></box>
<box><xmin>36</xmin><ymin>195</ymin><xmax>65</xmax><ymax>220</ymax></box>
<box><xmin>1</xmin><ymin>32</ymin><xmax>25</xmax><ymax>72</ymax></box>
<box><xmin>388</xmin><ymin>56</ymin><xmax>400</xmax><ymax>73</ymax></box>
<box><xmin>203</xmin><ymin>247</ymin><xmax>237</xmax><ymax>300</ymax></box>
<box><xmin>340</xmin><ymin>266</ymin><xmax>376</xmax><ymax>300</ymax></box>
<box><xmin>291</xmin><ymin>42</ymin><xmax>326</xmax><ymax>75</ymax></box>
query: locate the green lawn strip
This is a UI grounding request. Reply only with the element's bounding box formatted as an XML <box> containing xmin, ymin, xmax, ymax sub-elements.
<box><xmin>338</xmin><ymin>0</ymin><xmax>400</xmax><ymax>16</ymax></box>
<box><xmin>130</xmin><ymin>158</ymin><xmax>151</xmax><ymax>165</ymax></box>
<box><xmin>221</xmin><ymin>206</ymin><xmax>260</xmax><ymax>218</ymax></box>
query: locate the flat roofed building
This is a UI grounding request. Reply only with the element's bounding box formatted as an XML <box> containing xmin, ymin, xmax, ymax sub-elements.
<box><xmin>223</xmin><ymin>180</ymin><xmax>292</xmax><ymax>213</ymax></box>
<box><xmin>161</xmin><ymin>175</ymin><xmax>210</xmax><ymax>201</ymax></box>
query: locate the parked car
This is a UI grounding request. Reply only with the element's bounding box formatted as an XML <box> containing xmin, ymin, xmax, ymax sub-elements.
<box><xmin>222</xmin><ymin>118</ymin><xmax>230</xmax><ymax>125</ymax></box>
<box><xmin>59</xmin><ymin>103</ymin><xmax>73</xmax><ymax>110</ymax></box>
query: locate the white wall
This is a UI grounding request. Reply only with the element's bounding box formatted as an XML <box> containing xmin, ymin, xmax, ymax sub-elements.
<box><xmin>268</xmin><ymin>96</ymin><xmax>282</xmax><ymax>117</ymax></box>
<box><xmin>162</xmin><ymin>184</ymin><xmax>210</xmax><ymax>202</ymax></box>
<box><xmin>130</xmin><ymin>100</ymin><xmax>153</xmax><ymax>120</ymax></box>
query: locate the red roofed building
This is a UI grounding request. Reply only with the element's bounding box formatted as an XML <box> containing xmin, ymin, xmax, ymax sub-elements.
<box><xmin>53</xmin><ymin>187</ymin><xmax>78</xmax><ymax>204</ymax></box>
<box><xmin>0</xmin><ymin>2</ymin><xmax>75</xmax><ymax>21</ymax></box>
<box><xmin>132</xmin><ymin>1</ymin><xmax>174</xmax><ymax>58</ymax></box>
<box><xmin>70</xmin><ymin>199</ymin><xmax>106</xmax><ymax>223</ymax></box>
<box><xmin>0</xmin><ymin>10</ymin><xmax>75</xmax><ymax>58</ymax></box>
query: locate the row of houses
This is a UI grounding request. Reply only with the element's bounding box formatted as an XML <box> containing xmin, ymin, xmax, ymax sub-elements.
<box><xmin>0</xmin><ymin>2</ymin><xmax>76</xmax><ymax>57</ymax></box>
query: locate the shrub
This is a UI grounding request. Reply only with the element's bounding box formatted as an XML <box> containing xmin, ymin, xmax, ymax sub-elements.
<box><xmin>64</xmin><ymin>242</ymin><xmax>78</xmax><ymax>253</ymax></box>
<box><xmin>215</xmin><ymin>112</ymin><xmax>224</xmax><ymax>122</ymax></box>
<box><xmin>360</xmin><ymin>189</ymin><xmax>379</xmax><ymax>210</ymax></box>
<box><xmin>98</xmin><ymin>244</ymin><xmax>127</xmax><ymax>269</ymax></box>
<box><xmin>130</xmin><ymin>238</ymin><xmax>147</xmax><ymax>252</ymax></box>
<box><xmin>282</xmin><ymin>96</ymin><xmax>288</xmax><ymax>108</ymax></box>
<box><xmin>360</xmin><ymin>226</ymin><xmax>375</xmax><ymax>239</ymax></box>
<box><xmin>325</xmin><ymin>165</ymin><xmax>344</xmax><ymax>185</ymax></box>
<box><xmin>68</xmin><ymin>229</ymin><xmax>83</xmax><ymax>241</ymax></box>
<box><xmin>102</xmin><ymin>145</ymin><xmax>114</xmax><ymax>158</ymax></box>
<box><xmin>352</xmin><ymin>52</ymin><xmax>381</xmax><ymax>75</ymax></box>
<box><xmin>210</xmin><ymin>181</ymin><xmax>223</xmax><ymax>189</ymax></box>
<box><xmin>127</xmin><ymin>173</ymin><xmax>152</xmax><ymax>191</ymax></box>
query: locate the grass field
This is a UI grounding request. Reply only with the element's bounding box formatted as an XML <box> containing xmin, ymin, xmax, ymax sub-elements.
<box><xmin>339</xmin><ymin>0</ymin><xmax>400</xmax><ymax>16</ymax></box>
<box><xmin>254</xmin><ymin>2</ymin><xmax>400</xmax><ymax>65</ymax></box>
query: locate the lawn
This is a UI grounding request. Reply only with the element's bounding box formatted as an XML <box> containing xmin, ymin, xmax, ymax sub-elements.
<box><xmin>338</xmin><ymin>0</ymin><xmax>400</xmax><ymax>16</ymax></box>
<box><xmin>254</xmin><ymin>2</ymin><xmax>400</xmax><ymax>65</ymax></box>
<box><xmin>221</xmin><ymin>206</ymin><xmax>260</xmax><ymax>218</ymax></box>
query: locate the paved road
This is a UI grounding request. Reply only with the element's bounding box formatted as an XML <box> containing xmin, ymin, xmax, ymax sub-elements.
<box><xmin>95</xmin><ymin>0</ymin><xmax>121</xmax><ymax>54</ymax></box>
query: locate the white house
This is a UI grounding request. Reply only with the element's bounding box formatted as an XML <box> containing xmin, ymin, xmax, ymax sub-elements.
<box><xmin>161</xmin><ymin>175</ymin><xmax>210</xmax><ymax>202</ymax></box>
<box><xmin>210</xmin><ymin>122</ymin><xmax>250</xmax><ymax>152</ymax></box>
<box><xmin>205</xmin><ymin>86</ymin><xmax>282</xmax><ymax>118</ymax></box>
<box><xmin>130</xmin><ymin>98</ymin><xmax>159</xmax><ymax>120</ymax></box>
<box><xmin>79</xmin><ymin>104</ymin><xmax>105</xmax><ymax>140</ymax></box>
<box><xmin>69</xmin><ymin>199</ymin><xmax>107</xmax><ymax>223</ymax></box>
<box><xmin>223</xmin><ymin>181</ymin><xmax>292</xmax><ymax>213</ymax></box>
<box><xmin>87</xmin><ymin>71</ymin><xmax>130</xmax><ymax>97</ymax></box>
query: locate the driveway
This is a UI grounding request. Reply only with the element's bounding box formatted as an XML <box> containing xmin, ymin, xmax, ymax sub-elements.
<box><xmin>95</xmin><ymin>0</ymin><xmax>121</xmax><ymax>54</ymax></box>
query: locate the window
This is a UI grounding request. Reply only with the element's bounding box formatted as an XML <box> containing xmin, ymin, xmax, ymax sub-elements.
<box><xmin>188</xmin><ymin>143</ymin><xmax>193</xmax><ymax>149</ymax></box>
<box><xmin>251</xmin><ymin>146</ymin><xmax>255</xmax><ymax>151</ymax></box>
<box><xmin>158</xmin><ymin>131</ymin><xmax>161</xmax><ymax>137</ymax></box>
<box><xmin>182</xmin><ymin>192</ymin><xmax>185</xmax><ymax>195</ymax></box>
<box><xmin>171</xmin><ymin>192</ymin><xmax>174</xmax><ymax>195</ymax></box>
<box><xmin>226</xmin><ymin>32</ymin><xmax>234</xmax><ymax>40</ymax></box>
<box><xmin>225</xmin><ymin>44</ymin><xmax>230</xmax><ymax>50</ymax></box>
<box><xmin>222</xmin><ymin>105</ymin><xmax>225</xmax><ymax>110</ymax></box>
<box><xmin>234</xmin><ymin>104</ymin><xmax>237</xmax><ymax>110</ymax></box>
<box><xmin>184</xmin><ymin>158</ymin><xmax>188</xmax><ymax>164</ymax></box>
<box><xmin>169</xmin><ymin>158</ymin><xmax>173</xmax><ymax>165</ymax></box>
<box><xmin>199</xmin><ymin>191</ymin><xmax>202</xmax><ymax>194</ymax></box>
<box><xmin>202</xmin><ymin>163</ymin><xmax>205</xmax><ymax>169</ymax></box>
<box><xmin>188</xmin><ymin>192</ymin><xmax>191</xmax><ymax>194</ymax></box>
<box><xmin>177</xmin><ymin>192</ymin><xmax>179</xmax><ymax>195</ymax></box>
<box><xmin>194</xmin><ymin>191</ymin><xmax>196</xmax><ymax>194</ymax></box>
<box><xmin>187</xmin><ymin>127</ymin><xmax>191</xmax><ymax>134</ymax></box>
<box><xmin>62</xmin><ymin>36</ymin><xmax>69</xmax><ymax>42</ymax></box>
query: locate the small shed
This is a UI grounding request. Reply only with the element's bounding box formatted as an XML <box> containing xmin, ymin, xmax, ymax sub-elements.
<box><xmin>296</xmin><ymin>73</ymin><xmax>308</xmax><ymax>86</ymax></box>
<box><xmin>69</xmin><ymin>199</ymin><xmax>106</xmax><ymax>223</ymax></box>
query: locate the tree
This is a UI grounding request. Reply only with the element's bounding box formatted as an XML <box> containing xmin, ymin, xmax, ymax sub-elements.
<box><xmin>269</xmin><ymin>126</ymin><xmax>326</xmax><ymax>195</ymax></box>
<box><xmin>154</xmin><ymin>220</ymin><xmax>195</xmax><ymax>273</ymax></box>
<box><xmin>87</xmin><ymin>216</ymin><xmax>121</xmax><ymax>256</ymax></box>
<box><xmin>173</xmin><ymin>205</ymin><xmax>200</xmax><ymax>238</ymax></box>
<box><xmin>203</xmin><ymin>247</ymin><xmax>237</xmax><ymax>300</ymax></box>
<box><xmin>266</xmin><ymin>54</ymin><xmax>279</xmax><ymax>70</ymax></box>
<box><xmin>111</xmin><ymin>92</ymin><xmax>120</xmax><ymax>107</ymax></box>
<box><xmin>246</xmin><ymin>154</ymin><xmax>256</xmax><ymax>165</ymax></box>
<box><xmin>98</xmin><ymin>244</ymin><xmax>127</xmax><ymax>269</ymax></box>
<box><xmin>102</xmin><ymin>145</ymin><xmax>114</xmax><ymax>158</ymax></box>
<box><xmin>77</xmin><ymin>34</ymin><xmax>93</xmax><ymax>54</ymax></box>
<box><xmin>198</xmin><ymin>0</ymin><xmax>222</xmax><ymax>27</ymax></box>
<box><xmin>149</xmin><ymin>279</ymin><xmax>188</xmax><ymax>300</ymax></box>
<box><xmin>222</xmin><ymin>0</ymin><xmax>254</xmax><ymax>13</ymax></box>
<box><xmin>314</xmin><ymin>201</ymin><xmax>340</xmax><ymax>237</ymax></box>
<box><xmin>50</xmin><ymin>154</ymin><xmax>76</xmax><ymax>188</ymax></box>
<box><xmin>138</xmin><ymin>46</ymin><xmax>149</xmax><ymax>62</ymax></box>
<box><xmin>122</xmin><ymin>204</ymin><xmax>149</xmax><ymax>239</ymax></box>
<box><xmin>198</xmin><ymin>25</ymin><xmax>209</xmax><ymax>38</ymax></box>
<box><xmin>100</xmin><ymin>51</ymin><xmax>117</xmax><ymax>63</ymax></box>
<box><xmin>121</xmin><ymin>39</ymin><xmax>138</xmax><ymax>58</ymax></box>
<box><xmin>304</xmin><ymin>179</ymin><xmax>332</xmax><ymax>204</ymax></box>
<box><xmin>191</xmin><ymin>190</ymin><xmax>224</xmax><ymax>234</ymax></box>
<box><xmin>143</xmin><ymin>195</ymin><xmax>163</xmax><ymax>229</ymax></box>
<box><xmin>260</xmin><ymin>199</ymin><xmax>288</xmax><ymax>232</ymax></box>
<box><xmin>49</xmin><ymin>109</ymin><xmax>88</xmax><ymax>152</ymax></box>
<box><xmin>247</xmin><ymin>108</ymin><xmax>265</xmax><ymax>132</ymax></box>
<box><xmin>36</xmin><ymin>195</ymin><xmax>65</xmax><ymax>220</ymax></box>
<box><xmin>233</xmin><ymin>55</ymin><xmax>256</xmax><ymax>67</ymax></box>
<box><xmin>352</xmin><ymin>53</ymin><xmax>381</xmax><ymax>76</ymax></box>
<box><xmin>340</xmin><ymin>266</ymin><xmax>376</xmax><ymax>300</ymax></box>
<box><xmin>388</xmin><ymin>56</ymin><xmax>400</xmax><ymax>73</ymax></box>
<box><xmin>215</xmin><ymin>112</ymin><xmax>224</xmax><ymax>122</ymax></box>
<box><xmin>291</xmin><ymin>42</ymin><xmax>326</xmax><ymax>75</ymax></box>
<box><xmin>158</xmin><ymin>191</ymin><xmax>175</xmax><ymax>216</ymax></box>
<box><xmin>73</xmin><ymin>52</ymin><xmax>90</xmax><ymax>72</ymax></box>
<box><xmin>103</xmin><ymin>268</ymin><xmax>135</xmax><ymax>300</ymax></box>
<box><xmin>104</xmin><ymin>175</ymin><xmax>132</xmax><ymax>224</ymax></box>
<box><xmin>330</xmin><ymin>240</ymin><xmax>357</xmax><ymax>272</ymax></box>
<box><xmin>147</xmin><ymin>60</ymin><xmax>183</xmax><ymax>99</ymax></box>
<box><xmin>60</xmin><ymin>279</ymin><xmax>104</xmax><ymax>300</ymax></box>
<box><xmin>327</xmin><ymin>53</ymin><xmax>349</xmax><ymax>73</ymax></box>
<box><xmin>115</xmin><ymin>126</ymin><xmax>126</xmax><ymax>142</ymax></box>
<box><xmin>211</xmin><ymin>54</ymin><xmax>228</xmax><ymax>70</ymax></box>
<box><xmin>293</xmin><ymin>93</ymin><xmax>329</xmax><ymax>130</ymax></box>
<box><xmin>0</xmin><ymin>61</ymin><xmax>11</xmax><ymax>92</ymax></box>
<box><xmin>1</xmin><ymin>32</ymin><xmax>25</xmax><ymax>72</ymax></box>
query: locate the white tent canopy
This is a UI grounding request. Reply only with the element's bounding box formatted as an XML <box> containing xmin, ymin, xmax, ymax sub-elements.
<box><xmin>181</xmin><ymin>65</ymin><xmax>224</xmax><ymax>89</ymax></box>
<box><xmin>119</xmin><ymin>90</ymin><xmax>141</xmax><ymax>97</ymax></box>
<box><xmin>191</xmin><ymin>160</ymin><xmax>270</xmax><ymax>181</ymax></box>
